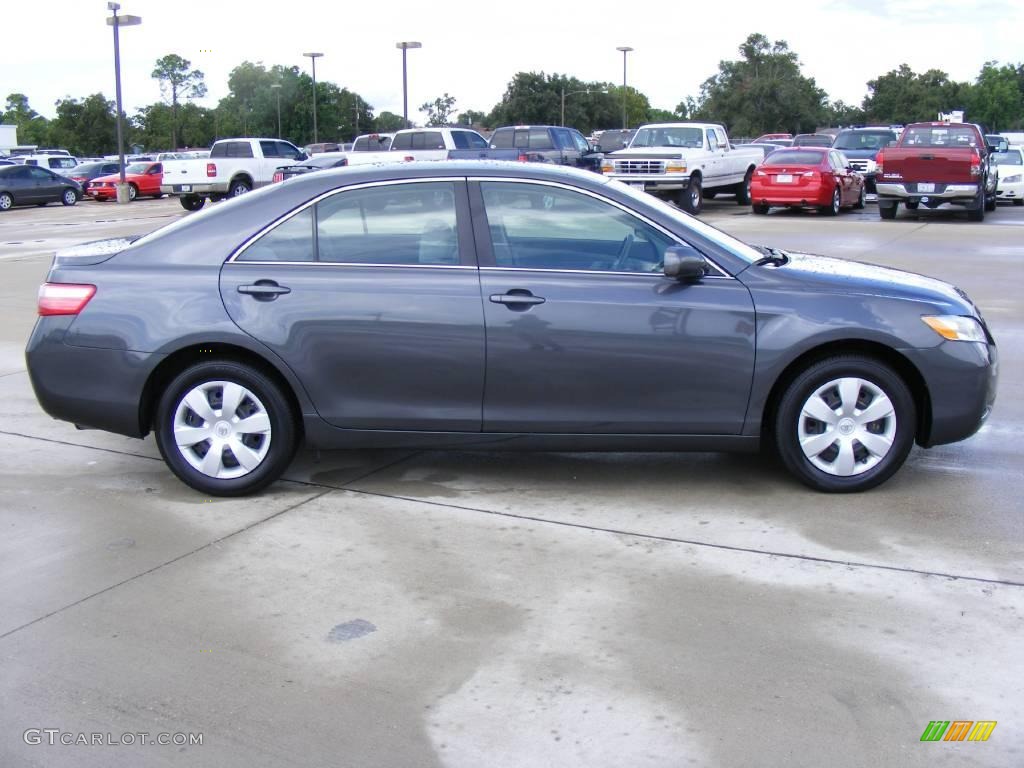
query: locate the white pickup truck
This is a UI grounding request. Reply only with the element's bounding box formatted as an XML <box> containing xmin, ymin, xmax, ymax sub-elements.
<box><xmin>160</xmin><ymin>138</ymin><xmax>308</xmax><ymax>210</ymax></box>
<box><xmin>342</xmin><ymin>127</ymin><xmax>495</xmax><ymax>166</ymax></box>
<box><xmin>600</xmin><ymin>122</ymin><xmax>762</xmax><ymax>214</ymax></box>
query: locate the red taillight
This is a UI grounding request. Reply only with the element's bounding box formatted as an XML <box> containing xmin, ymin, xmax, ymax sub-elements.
<box><xmin>517</xmin><ymin>152</ymin><xmax>529</xmax><ymax>162</ymax></box>
<box><xmin>272</xmin><ymin>171</ymin><xmax>284</xmax><ymax>183</ymax></box>
<box><xmin>875</xmin><ymin>150</ymin><xmax>884</xmax><ymax>175</ymax></box>
<box><xmin>970</xmin><ymin>150</ymin><xmax>981</xmax><ymax>177</ymax></box>
<box><xmin>38</xmin><ymin>283</ymin><xmax>96</xmax><ymax>316</ymax></box>
<box><xmin>206</xmin><ymin>162</ymin><xmax>217</xmax><ymax>178</ymax></box>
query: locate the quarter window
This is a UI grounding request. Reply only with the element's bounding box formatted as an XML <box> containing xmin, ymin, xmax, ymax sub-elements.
<box><xmin>238</xmin><ymin>209</ymin><xmax>314</xmax><ymax>262</ymax></box>
<box><xmin>480</xmin><ymin>182</ymin><xmax>677</xmax><ymax>273</ymax></box>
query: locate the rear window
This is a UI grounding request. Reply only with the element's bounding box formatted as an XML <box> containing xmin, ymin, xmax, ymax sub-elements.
<box><xmin>901</xmin><ymin>126</ymin><xmax>979</xmax><ymax>148</ymax></box>
<box><xmin>353</xmin><ymin>135</ymin><xmax>391</xmax><ymax>151</ymax></box>
<box><xmin>211</xmin><ymin>141</ymin><xmax>255</xmax><ymax>159</ymax></box>
<box><xmin>489</xmin><ymin>128</ymin><xmax>514</xmax><ymax>149</ymax></box>
<box><xmin>764</xmin><ymin>150</ymin><xmax>826</xmax><ymax>165</ymax></box>
<box><xmin>47</xmin><ymin>157</ymin><xmax>78</xmax><ymax>169</ymax></box>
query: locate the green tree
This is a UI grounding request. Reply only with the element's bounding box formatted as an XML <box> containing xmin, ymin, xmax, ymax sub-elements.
<box><xmin>151</xmin><ymin>54</ymin><xmax>207</xmax><ymax>149</ymax></box>
<box><xmin>862</xmin><ymin>64</ymin><xmax>970</xmax><ymax>124</ymax></box>
<box><xmin>2</xmin><ymin>93</ymin><xmax>51</xmax><ymax>147</ymax></box>
<box><xmin>49</xmin><ymin>94</ymin><xmax>119</xmax><ymax>155</ymax></box>
<box><xmin>420</xmin><ymin>93</ymin><xmax>457</xmax><ymax>127</ymax></box>
<box><xmin>457</xmin><ymin>109</ymin><xmax>487</xmax><ymax>128</ymax></box>
<box><xmin>693</xmin><ymin>33</ymin><xmax>827</xmax><ymax>137</ymax></box>
<box><xmin>374</xmin><ymin>111</ymin><xmax>405</xmax><ymax>132</ymax></box>
<box><xmin>967</xmin><ymin>61</ymin><xmax>1024</xmax><ymax>130</ymax></box>
<box><xmin>486</xmin><ymin>72</ymin><xmax>629</xmax><ymax>134</ymax></box>
<box><xmin>825</xmin><ymin>100</ymin><xmax>865</xmax><ymax>127</ymax></box>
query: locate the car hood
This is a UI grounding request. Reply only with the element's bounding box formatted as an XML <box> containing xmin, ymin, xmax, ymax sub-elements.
<box><xmin>742</xmin><ymin>251</ymin><xmax>978</xmax><ymax>316</ymax></box>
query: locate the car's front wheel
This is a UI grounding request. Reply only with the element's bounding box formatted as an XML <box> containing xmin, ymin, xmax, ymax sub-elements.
<box><xmin>154</xmin><ymin>361</ymin><xmax>297</xmax><ymax>496</ymax></box>
<box><xmin>774</xmin><ymin>356</ymin><xmax>916</xmax><ymax>492</ymax></box>
<box><xmin>61</xmin><ymin>189</ymin><xmax>78</xmax><ymax>206</ymax></box>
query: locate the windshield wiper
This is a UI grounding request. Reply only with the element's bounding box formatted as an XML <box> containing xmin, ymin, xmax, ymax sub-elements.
<box><xmin>754</xmin><ymin>246</ymin><xmax>789</xmax><ymax>266</ymax></box>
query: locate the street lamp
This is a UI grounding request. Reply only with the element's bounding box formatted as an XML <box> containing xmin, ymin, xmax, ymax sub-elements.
<box><xmin>303</xmin><ymin>52</ymin><xmax>323</xmax><ymax>143</ymax></box>
<box><xmin>395</xmin><ymin>41</ymin><xmax>422</xmax><ymax>128</ymax></box>
<box><xmin>560</xmin><ymin>87</ymin><xmax>607</xmax><ymax>127</ymax></box>
<box><xmin>616</xmin><ymin>46</ymin><xmax>634</xmax><ymax>130</ymax></box>
<box><xmin>105</xmin><ymin>2</ymin><xmax>141</xmax><ymax>204</ymax></box>
<box><xmin>270</xmin><ymin>83</ymin><xmax>282</xmax><ymax>139</ymax></box>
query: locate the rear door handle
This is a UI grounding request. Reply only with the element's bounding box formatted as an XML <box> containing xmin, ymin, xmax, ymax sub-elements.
<box><xmin>489</xmin><ymin>291</ymin><xmax>546</xmax><ymax>306</ymax></box>
<box><xmin>238</xmin><ymin>280</ymin><xmax>291</xmax><ymax>300</ymax></box>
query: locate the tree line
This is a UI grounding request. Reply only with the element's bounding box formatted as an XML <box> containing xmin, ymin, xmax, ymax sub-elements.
<box><xmin>4</xmin><ymin>34</ymin><xmax>1023</xmax><ymax>156</ymax></box>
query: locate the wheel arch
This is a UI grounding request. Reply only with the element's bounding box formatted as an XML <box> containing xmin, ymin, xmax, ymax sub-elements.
<box><xmin>759</xmin><ymin>339</ymin><xmax>932</xmax><ymax>447</ymax></box>
<box><xmin>139</xmin><ymin>342</ymin><xmax>306</xmax><ymax>439</ymax></box>
<box><xmin>229</xmin><ymin>173</ymin><xmax>254</xmax><ymax>190</ymax></box>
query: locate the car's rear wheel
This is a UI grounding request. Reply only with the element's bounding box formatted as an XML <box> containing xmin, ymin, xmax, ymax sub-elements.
<box><xmin>984</xmin><ymin>195</ymin><xmax>996</xmax><ymax>212</ymax></box>
<box><xmin>774</xmin><ymin>356</ymin><xmax>916</xmax><ymax>492</ymax></box>
<box><xmin>821</xmin><ymin>187</ymin><xmax>840</xmax><ymax>216</ymax></box>
<box><xmin>0</xmin><ymin>192</ymin><xmax>12</xmax><ymax>211</ymax></box>
<box><xmin>753</xmin><ymin>203</ymin><xmax>769</xmax><ymax>215</ymax></box>
<box><xmin>854</xmin><ymin>185</ymin><xmax>866</xmax><ymax>209</ymax></box>
<box><xmin>180</xmin><ymin>195</ymin><xmax>205</xmax><ymax>211</ymax></box>
<box><xmin>736</xmin><ymin>169</ymin><xmax>753</xmax><ymax>205</ymax></box>
<box><xmin>154</xmin><ymin>361</ymin><xmax>297</xmax><ymax>496</ymax></box>
<box><xmin>61</xmin><ymin>189</ymin><xmax>78</xmax><ymax>206</ymax></box>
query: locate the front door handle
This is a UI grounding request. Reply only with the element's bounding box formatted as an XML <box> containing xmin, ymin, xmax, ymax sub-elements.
<box><xmin>489</xmin><ymin>290</ymin><xmax>546</xmax><ymax>307</ymax></box>
<box><xmin>238</xmin><ymin>280</ymin><xmax>291</xmax><ymax>301</ymax></box>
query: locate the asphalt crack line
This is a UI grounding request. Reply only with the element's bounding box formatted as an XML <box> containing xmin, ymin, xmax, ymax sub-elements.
<box><xmin>0</xmin><ymin>429</ymin><xmax>164</xmax><ymax>462</ymax></box>
<box><xmin>291</xmin><ymin>478</ymin><xmax>1024</xmax><ymax>589</ymax></box>
<box><xmin>0</xmin><ymin>488</ymin><xmax>334</xmax><ymax>642</ymax></box>
<box><xmin>0</xmin><ymin>369</ymin><xmax>27</xmax><ymax>379</ymax></box>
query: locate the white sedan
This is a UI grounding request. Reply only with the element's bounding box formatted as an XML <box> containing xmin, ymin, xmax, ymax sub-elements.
<box><xmin>993</xmin><ymin>146</ymin><xmax>1024</xmax><ymax>206</ymax></box>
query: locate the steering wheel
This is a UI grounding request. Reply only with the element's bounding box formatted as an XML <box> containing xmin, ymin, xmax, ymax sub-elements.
<box><xmin>612</xmin><ymin>234</ymin><xmax>635</xmax><ymax>271</ymax></box>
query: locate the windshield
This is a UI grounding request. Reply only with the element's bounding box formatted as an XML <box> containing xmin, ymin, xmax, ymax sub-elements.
<box><xmin>608</xmin><ymin>179</ymin><xmax>764</xmax><ymax>265</ymax></box>
<box><xmin>833</xmin><ymin>131</ymin><xmax>895</xmax><ymax>151</ymax></box>
<box><xmin>901</xmin><ymin>125</ymin><xmax>979</xmax><ymax>147</ymax></box>
<box><xmin>630</xmin><ymin>127</ymin><xmax>703</xmax><ymax>149</ymax></box>
<box><xmin>992</xmin><ymin>150</ymin><xmax>1023</xmax><ymax>166</ymax></box>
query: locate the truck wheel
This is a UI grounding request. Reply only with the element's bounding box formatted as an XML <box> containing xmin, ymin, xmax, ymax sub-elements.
<box><xmin>679</xmin><ymin>178</ymin><xmax>703</xmax><ymax>214</ymax></box>
<box><xmin>180</xmin><ymin>195</ymin><xmax>205</xmax><ymax>211</ymax></box>
<box><xmin>228</xmin><ymin>179</ymin><xmax>252</xmax><ymax>197</ymax></box>
<box><xmin>967</xmin><ymin>205</ymin><xmax>985</xmax><ymax>222</ymax></box>
<box><xmin>735</xmin><ymin>169</ymin><xmax>753</xmax><ymax>205</ymax></box>
<box><xmin>879</xmin><ymin>203</ymin><xmax>897</xmax><ymax>220</ymax></box>
<box><xmin>984</xmin><ymin>195</ymin><xmax>996</xmax><ymax>212</ymax></box>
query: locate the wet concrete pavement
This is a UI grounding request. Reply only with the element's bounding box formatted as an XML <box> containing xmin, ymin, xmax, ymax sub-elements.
<box><xmin>0</xmin><ymin>196</ymin><xmax>1021</xmax><ymax>766</ymax></box>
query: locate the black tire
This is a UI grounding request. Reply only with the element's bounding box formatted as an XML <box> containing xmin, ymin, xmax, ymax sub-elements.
<box><xmin>1014</xmin><ymin>199</ymin><xmax>1024</xmax><ymax>207</ymax></box>
<box><xmin>753</xmin><ymin>203</ymin><xmax>769</xmax><ymax>215</ymax></box>
<box><xmin>154</xmin><ymin>361</ymin><xmax>298</xmax><ymax>496</ymax></box>
<box><xmin>735</xmin><ymin>168</ymin><xmax>753</xmax><ymax>205</ymax></box>
<box><xmin>967</xmin><ymin>201</ymin><xmax>985</xmax><ymax>222</ymax></box>
<box><xmin>905</xmin><ymin>200</ymin><xmax>919</xmax><ymax>210</ymax></box>
<box><xmin>180</xmin><ymin>195</ymin><xmax>205</xmax><ymax>211</ymax></box>
<box><xmin>228</xmin><ymin>178</ymin><xmax>252</xmax><ymax>197</ymax></box>
<box><xmin>984</xmin><ymin>195</ymin><xmax>996</xmax><ymax>212</ymax></box>
<box><xmin>679</xmin><ymin>176</ymin><xmax>703</xmax><ymax>214</ymax></box>
<box><xmin>879</xmin><ymin>203</ymin><xmax>897</xmax><ymax>220</ymax></box>
<box><xmin>0</xmin><ymin>192</ymin><xmax>12</xmax><ymax>211</ymax></box>
<box><xmin>774</xmin><ymin>355</ymin><xmax>916</xmax><ymax>493</ymax></box>
<box><xmin>854</xmin><ymin>185</ymin><xmax>866</xmax><ymax>210</ymax></box>
<box><xmin>821</xmin><ymin>187</ymin><xmax>840</xmax><ymax>216</ymax></box>
<box><xmin>128</xmin><ymin>183</ymin><xmax>138</xmax><ymax>201</ymax></box>
<box><xmin>61</xmin><ymin>188</ymin><xmax>78</xmax><ymax>206</ymax></box>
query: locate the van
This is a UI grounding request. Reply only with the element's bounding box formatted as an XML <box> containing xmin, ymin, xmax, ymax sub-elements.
<box><xmin>23</xmin><ymin>155</ymin><xmax>79</xmax><ymax>173</ymax></box>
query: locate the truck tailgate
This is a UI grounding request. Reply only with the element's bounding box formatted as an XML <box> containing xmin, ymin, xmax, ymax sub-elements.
<box><xmin>160</xmin><ymin>159</ymin><xmax>214</xmax><ymax>186</ymax></box>
<box><xmin>883</xmin><ymin>148</ymin><xmax>977</xmax><ymax>184</ymax></box>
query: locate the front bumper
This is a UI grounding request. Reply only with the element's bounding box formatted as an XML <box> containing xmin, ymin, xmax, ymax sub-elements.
<box><xmin>904</xmin><ymin>339</ymin><xmax>998</xmax><ymax>447</ymax></box>
<box><xmin>606</xmin><ymin>175</ymin><xmax>690</xmax><ymax>192</ymax></box>
<box><xmin>995</xmin><ymin>179</ymin><xmax>1024</xmax><ymax>202</ymax></box>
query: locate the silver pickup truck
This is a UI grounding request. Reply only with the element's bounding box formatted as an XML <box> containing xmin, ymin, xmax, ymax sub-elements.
<box><xmin>600</xmin><ymin>122</ymin><xmax>762</xmax><ymax>214</ymax></box>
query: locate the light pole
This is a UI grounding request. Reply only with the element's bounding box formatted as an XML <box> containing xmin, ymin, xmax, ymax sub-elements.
<box><xmin>395</xmin><ymin>41</ymin><xmax>422</xmax><ymax>128</ymax></box>
<box><xmin>616</xmin><ymin>46</ymin><xmax>634</xmax><ymax>130</ymax></box>
<box><xmin>105</xmin><ymin>2</ymin><xmax>141</xmax><ymax>204</ymax></box>
<box><xmin>560</xmin><ymin>87</ymin><xmax>607</xmax><ymax>127</ymax></box>
<box><xmin>270</xmin><ymin>83</ymin><xmax>282</xmax><ymax>138</ymax></box>
<box><xmin>353</xmin><ymin>95</ymin><xmax>360</xmax><ymax>137</ymax></box>
<box><xmin>303</xmin><ymin>52</ymin><xmax>323</xmax><ymax>143</ymax></box>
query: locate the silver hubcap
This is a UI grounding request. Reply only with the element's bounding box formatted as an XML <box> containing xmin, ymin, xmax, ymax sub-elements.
<box><xmin>64</xmin><ymin>191</ymin><xmax>75</xmax><ymax>204</ymax></box>
<box><xmin>832</xmin><ymin>190</ymin><xmax>840</xmax><ymax>212</ymax></box>
<box><xmin>0</xmin><ymin>195</ymin><xmax>10</xmax><ymax>209</ymax></box>
<box><xmin>173</xmin><ymin>381</ymin><xmax>272</xmax><ymax>479</ymax></box>
<box><xmin>797</xmin><ymin>377</ymin><xmax>896</xmax><ymax>476</ymax></box>
<box><xmin>232</xmin><ymin>185</ymin><xmax>247</xmax><ymax>196</ymax></box>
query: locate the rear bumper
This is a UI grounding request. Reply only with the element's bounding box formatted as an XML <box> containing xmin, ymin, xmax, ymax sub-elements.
<box><xmin>751</xmin><ymin>181</ymin><xmax>829</xmax><ymax>207</ymax></box>
<box><xmin>160</xmin><ymin>183</ymin><xmax>228</xmax><ymax>196</ymax></box>
<box><xmin>876</xmin><ymin>181</ymin><xmax>981</xmax><ymax>201</ymax></box>
<box><xmin>905</xmin><ymin>340</ymin><xmax>998</xmax><ymax>447</ymax></box>
<box><xmin>25</xmin><ymin>318</ymin><xmax>160</xmax><ymax>438</ymax></box>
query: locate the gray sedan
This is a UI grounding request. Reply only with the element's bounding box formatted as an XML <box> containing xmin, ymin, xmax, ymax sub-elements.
<box><xmin>26</xmin><ymin>162</ymin><xmax>997</xmax><ymax>495</ymax></box>
<box><xmin>0</xmin><ymin>164</ymin><xmax>82</xmax><ymax>210</ymax></box>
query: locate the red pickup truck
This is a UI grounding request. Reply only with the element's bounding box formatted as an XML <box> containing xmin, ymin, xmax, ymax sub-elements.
<box><xmin>875</xmin><ymin>122</ymin><xmax>999</xmax><ymax>221</ymax></box>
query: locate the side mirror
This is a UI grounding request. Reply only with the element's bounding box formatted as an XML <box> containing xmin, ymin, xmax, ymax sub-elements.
<box><xmin>296</xmin><ymin>151</ymin><xmax>309</xmax><ymax>161</ymax></box>
<box><xmin>663</xmin><ymin>247</ymin><xmax>707</xmax><ymax>281</ymax></box>
<box><xmin>985</xmin><ymin>144</ymin><xmax>1000</xmax><ymax>155</ymax></box>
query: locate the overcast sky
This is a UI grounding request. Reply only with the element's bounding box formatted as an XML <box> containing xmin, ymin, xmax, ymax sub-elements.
<box><xmin>7</xmin><ymin>0</ymin><xmax>1021</xmax><ymax>123</ymax></box>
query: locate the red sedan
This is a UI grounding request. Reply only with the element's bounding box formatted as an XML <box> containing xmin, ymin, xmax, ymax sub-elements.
<box><xmin>87</xmin><ymin>162</ymin><xmax>164</xmax><ymax>201</ymax></box>
<box><xmin>751</xmin><ymin>147</ymin><xmax>865</xmax><ymax>215</ymax></box>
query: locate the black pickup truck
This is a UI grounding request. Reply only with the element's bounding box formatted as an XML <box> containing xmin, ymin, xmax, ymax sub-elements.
<box><xmin>484</xmin><ymin>125</ymin><xmax>604</xmax><ymax>172</ymax></box>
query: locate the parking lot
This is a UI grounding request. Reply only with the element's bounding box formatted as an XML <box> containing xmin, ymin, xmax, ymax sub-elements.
<box><xmin>1</xmin><ymin>195</ymin><xmax>1022</xmax><ymax>766</ymax></box>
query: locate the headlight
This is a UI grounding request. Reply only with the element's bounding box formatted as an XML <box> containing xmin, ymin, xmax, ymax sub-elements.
<box><xmin>922</xmin><ymin>315</ymin><xmax>986</xmax><ymax>343</ymax></box>
<box><xmin>600</xmin><ymin>161</ymin><xmax>614</xmax><ymax>174</ymax></box>
<box><xmin>1001</xmin><ymin>173</ymin><xmax>1022</xmax><ymax>183</ymax></box>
